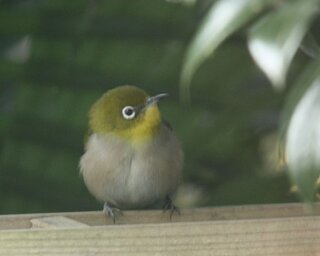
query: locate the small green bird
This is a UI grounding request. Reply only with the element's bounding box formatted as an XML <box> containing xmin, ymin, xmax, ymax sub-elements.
<box><xmin>80</xmin><ymin>85</ymin><xmax>183</xmax><ymax>222</ymax></box>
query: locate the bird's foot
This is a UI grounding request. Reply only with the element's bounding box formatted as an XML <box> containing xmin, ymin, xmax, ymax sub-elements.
<box><xmin>103</xmin><ymin>202</ymin><xmax>122</xmax><ymax>224</ymax></box>
<box><xmin>163</xmin><ymin>195</ymin><xmax>180</xmax><ymax>219</ymax></box>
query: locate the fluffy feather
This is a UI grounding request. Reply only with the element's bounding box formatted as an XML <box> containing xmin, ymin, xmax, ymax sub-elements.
<box><xmin>80</xmin><ymin>123</ymin><xmax>183</xmax><ymax>209</ymax></box>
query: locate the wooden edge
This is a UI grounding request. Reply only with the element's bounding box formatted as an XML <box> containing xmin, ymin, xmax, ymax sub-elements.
<box><xmin>30</xmin><ymin>216</ymin><xmax>89</xmax><ymax>229</ymax></box>
<box><xmin>0</xmin><ymin>215</ymin><xmax>320</xmax><ymax>255</ymax></box>
<box><xmin>0</xmin><ymin>202</ymin><xmax>319</xmax><ymax>230</ymax></box>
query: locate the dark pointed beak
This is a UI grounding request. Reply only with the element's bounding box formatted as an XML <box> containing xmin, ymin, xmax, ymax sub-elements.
<box><xmin>145</xmin><ymin>93</ymin><xmax>168</xmax><ymax>108</ymax></box>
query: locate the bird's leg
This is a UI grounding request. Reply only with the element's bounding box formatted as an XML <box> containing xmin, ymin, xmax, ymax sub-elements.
<box><xmin>163</xmin><ymin>195</ymin><xmax>180</xmax><ymax>219</ymax></box>
<box><xmin>103</xmin><ymin>202</ymin><xmax>122</xmax><ymax>224</ymax></box>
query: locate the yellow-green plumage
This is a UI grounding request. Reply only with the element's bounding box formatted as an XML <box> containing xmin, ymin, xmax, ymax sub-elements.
<box><xmin>80</xmin><ymin>85</ymin><xmax>183</xmax><ymax>218</ymax></box>
<box><xmin>89</xmin><ymin>86</ymin><xmax>161</xmax><ymax>143</ymax></box>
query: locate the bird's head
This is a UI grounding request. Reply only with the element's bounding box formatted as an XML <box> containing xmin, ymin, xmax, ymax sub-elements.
<box><xmin>89</xmin><ymin>85</ymin><xmax>167</xmax><ymax>142</ymax></box>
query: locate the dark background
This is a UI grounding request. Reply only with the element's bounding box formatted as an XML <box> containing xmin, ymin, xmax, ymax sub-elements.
<box><xmin>0</xmin><ymin>0</ymin><xmax>302</xmax><ymax>214</ymax></box>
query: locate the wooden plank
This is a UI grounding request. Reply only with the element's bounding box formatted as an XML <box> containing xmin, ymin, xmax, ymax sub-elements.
<box><xmin>0</xmin><ymin>203</ymin><xmax>318</xmax><ymax>230</ymax></box>
<box><xmin>30</xmin><ymin>216</ymin><xmax>89</xmax><ymax>229</ymax></box>
<box><xmin>0</xmin><ymin>215</ymin><xmax>319</xmax><ymax>255</ymax></box>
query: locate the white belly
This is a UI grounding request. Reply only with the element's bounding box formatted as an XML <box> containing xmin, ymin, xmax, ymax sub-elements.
<box><xmin>80</xmin><ymin>128</ymin><xmax>183</xmax><ymax>209</ymax></box>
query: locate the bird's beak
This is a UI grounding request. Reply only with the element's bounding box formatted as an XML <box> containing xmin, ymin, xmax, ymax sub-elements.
<box><xmin>144</xmin><ymin>93</ymin><xmax>168</xmax><ymax>108</ymax></box>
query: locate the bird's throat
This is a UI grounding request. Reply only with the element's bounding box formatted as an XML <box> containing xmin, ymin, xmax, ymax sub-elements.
<box><xmin>114</xmin><ymin>105</ymin><xmax>161</xmax><ymax>144</ymax></box>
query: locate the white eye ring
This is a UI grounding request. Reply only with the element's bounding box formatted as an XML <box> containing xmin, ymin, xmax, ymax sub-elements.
<box><xmin>122</xmin><ymin>106</ymin><xmax>136</xmax><ymax>120</ymax></box>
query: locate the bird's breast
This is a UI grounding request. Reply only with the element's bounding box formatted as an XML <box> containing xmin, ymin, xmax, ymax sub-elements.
<box><xmin>80</xmin><ymin>126</ymin><xmax>183</xmax><ymax>209</ymax></box>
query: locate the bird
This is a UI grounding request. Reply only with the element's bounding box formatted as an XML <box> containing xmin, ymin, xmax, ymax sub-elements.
<box><xmin>80</xmin><ymin>85</ymin><xmax>183</xmax><ymax>222</ymax></box>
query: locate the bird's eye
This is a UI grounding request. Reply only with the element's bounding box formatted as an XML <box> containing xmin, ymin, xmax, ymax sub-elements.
<box><xmin>122</xmin><ymin>106</ymin><xmax>136</xmax><ymax>120</ymax></box>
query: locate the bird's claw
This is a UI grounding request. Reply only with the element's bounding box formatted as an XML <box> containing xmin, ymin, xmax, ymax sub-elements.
<box><xmin>103</xmin><ymin>203</ymin><xmax>122</xmax><ymax>224</ymax></box>
<box><xmin>163</xmin><ymin>196</ymin><xmax>180</xmax><ymax>219</ymax></box>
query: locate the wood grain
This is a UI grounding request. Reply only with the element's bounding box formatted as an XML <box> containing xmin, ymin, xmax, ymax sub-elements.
<box><xmin>0</xmin><ymin>203</ymin><xmax>318</xmax><ymax>230</ymax></box>
<box><xmin>0</xmin><ymin>203</ymin><xmax>319</xmax><ymax>255</ymax></box>
<box><xmin>31</xmin><ymin>216</ymin><xmax>89</xmax><ymax>229</ymax></box>
<box><xmin>0</xmin><ymin>215</ymin><xmax>319</xmax><ymax>255</ymax></box>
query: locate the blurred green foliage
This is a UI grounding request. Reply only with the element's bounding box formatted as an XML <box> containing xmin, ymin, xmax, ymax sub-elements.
<box><xmin>2</xmin><ymin>0</ymin><xmax>318</xmax><ymax>214</ymax></box>
<box><xmin>182</xmin><ymin>0</ymin><xmax>320</xmax><ymax>203</ymax></box>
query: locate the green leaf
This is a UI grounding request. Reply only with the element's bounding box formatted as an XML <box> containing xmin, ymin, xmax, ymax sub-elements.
<box><xmin>180</xmin><ymin>0</ymin><xmax>270</xmax><ymax>102</ymax></box>
<box><xmin>280</xmin><ymin>59</ymin><xmax>320</xmax><ymax>137</ymax></box>
<box><xmin>248</xmin><ymin>1</ymin><xmax>317</xmax><ymax>90</ymax></box>
<box><xmin>285</xmin><ymin>60</ymin><xmax>320</xmax><ymax>202</ymax></box>
<box><xmin>300</xmin><ymin>33</ymin><xmax>320</xmax><ymax>59</ymax></box>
